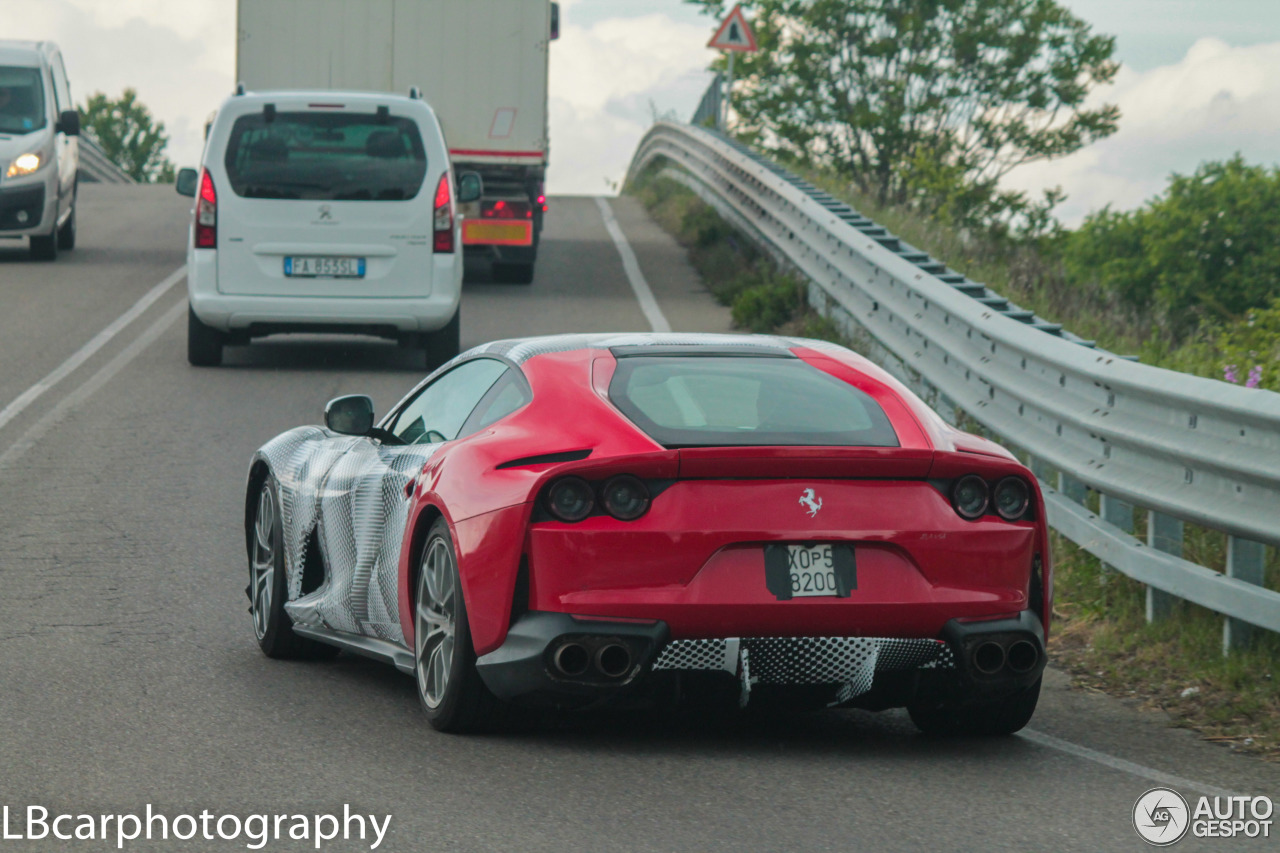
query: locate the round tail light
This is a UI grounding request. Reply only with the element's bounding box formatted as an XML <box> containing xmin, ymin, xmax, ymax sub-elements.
<box><xmin>993</xmin><ymin>477</ymin><xmax>1030</xmax><ymax>521</ymax></box>
<box><xmin>601</xmin><ymin>475</ymin><xmax>650</xmax><ymax>521</ymax></box>
<box><xmin>952</xmin><ymin>475</ymin><xmax>989</xmax><ymax>520</ymax></box>
<box><xmin>546</xmin><ymin>477</ymin><xmax>594</xmax><ymax>522</ymax></box>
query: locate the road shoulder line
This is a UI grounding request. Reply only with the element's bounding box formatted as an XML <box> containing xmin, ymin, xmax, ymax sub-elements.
<box><xmin>0</xmin><ymin>264</ymin><xmax>186</xmax><ymax>435</ymax></box>
<box><xmin>595</xmin><ymin>196</ymin><xmax>672</xmax><ymax>333</ymax></box>
<box><xmin>1021</xmin><ymin>728</ymin><xmax>1241</xmax><ymax>798</ymax></box>
<box><xmin>0</xmin><ymin>300</ymin><xmax>185</xmax><ymax>472</ymax></box>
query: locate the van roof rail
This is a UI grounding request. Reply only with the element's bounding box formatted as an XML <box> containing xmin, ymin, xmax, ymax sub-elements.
<box><xmin>408</xmin><ymin>86</ymin><xmax>421</xmax><ymax>100</ymax></box>
<box><xmin>235</xmin><ymin>82</ymin><xmax>246</xmax><ymax>96</ymax></box>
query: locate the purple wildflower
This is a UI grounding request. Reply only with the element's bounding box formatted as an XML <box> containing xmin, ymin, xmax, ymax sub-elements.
<box><xmin>1223</xmin><ymin>364</ymin><xmax>1238</xmax><ymax>383</ymax></box>
<box><xmin>1246</xmin><ymin>366</ymin><xmax>1262</xmax><ymax>389</ymax></box>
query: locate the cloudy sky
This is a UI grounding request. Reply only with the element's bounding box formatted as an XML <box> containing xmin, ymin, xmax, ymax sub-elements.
<box><xmin>4</xmin><ymin>0</ymin><xmax>1279</xmax><ymax>223</ymax></box>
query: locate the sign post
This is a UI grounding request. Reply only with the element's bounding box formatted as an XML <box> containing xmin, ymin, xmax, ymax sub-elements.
<box><xmin>707</xmin><ymin>4</ymin><xmax>758</xmax><ymax>130</ymax></box>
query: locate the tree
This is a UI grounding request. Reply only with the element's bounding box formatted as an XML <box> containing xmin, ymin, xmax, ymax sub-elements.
<box><xmin>1066</xmin><ymin>155</ymin><xmax>1280</xmax><ymax>333</ymax></box>
<box><xmin>686</xmin><ymin>0</ymin><xmax>1119</xmax><ymax>228</ymax></box>
<box><xmin>78</xmin><ymin>89</ymin><xmax>175</xmax><ymax>183</ymax></box>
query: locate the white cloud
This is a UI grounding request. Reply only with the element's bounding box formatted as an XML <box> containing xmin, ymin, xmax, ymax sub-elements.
<box><xmin>3</xmin><ymin>0</ymin><xmax>235</xmax><ymax>169</ymax></box>
<box><xmin>1004</xmin><ymin>38</ymin><xmax>1280</xmax><ymax>225</ymax></box>
<box><xmin>547</xmin><ymin>13</ymin><xmax>714</xmax><ymax>194</ymax></box>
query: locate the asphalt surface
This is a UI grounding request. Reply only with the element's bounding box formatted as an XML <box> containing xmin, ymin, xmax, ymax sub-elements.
<box><xmin>0</xmin><ymin>185</ymin><xmax>1275</xmax><ymax>852</ymax></box>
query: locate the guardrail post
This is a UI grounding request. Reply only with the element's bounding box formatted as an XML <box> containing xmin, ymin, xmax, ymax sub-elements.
<box><xmin>1057</xmin><ymin>473</ymin><xmax>1088</xmax><ymax>505</ymax></box>
<box><xmin>1146</xmin><ymin>512</ymin><xmax>1183</xmax><ymax>622</ymax></box>
<box><xmin>1098</xmin><ymin>494</ymin><xmax>1134</xmax><ymax>576</ymax></box>
<box><xmin>1223</xmin><ymin>537</ymin><xmax>1267</xmax><ymax>653</ymax></box>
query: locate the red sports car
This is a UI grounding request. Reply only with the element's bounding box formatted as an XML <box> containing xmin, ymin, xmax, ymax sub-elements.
<box><xmin>245</xmin><ymin>333</ymin><xmax>1050</xmax><ymax>734</ymax></box>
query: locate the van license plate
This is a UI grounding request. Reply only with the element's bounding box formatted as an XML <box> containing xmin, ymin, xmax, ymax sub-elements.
<box><xmin>284</xmin><ymin>256</ymin><xmax>366</xmax><ymax>278</ymax></box>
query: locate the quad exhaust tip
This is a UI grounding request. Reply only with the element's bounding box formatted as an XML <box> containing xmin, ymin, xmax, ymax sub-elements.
<box><xmin>552</xmin><ymin>642</ymin><xmax>590</xmax><ymax>677</ymax></box>
<box><xmin>1006</xmin><ymin>639</ymin><xmax>1039</xmax><ymax>674</ymax></box>
<box><xmin>972</xmin><ymin>641</ymin><xmax>1007</xmax><ymax>675</ymax></box>
<box><xmin>595</xmin><ymin>643</ymin><xmax>633</xmax><ymax>678</ymax></box>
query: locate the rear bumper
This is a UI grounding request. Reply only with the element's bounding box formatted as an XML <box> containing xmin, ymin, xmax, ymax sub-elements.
<box><xmin>189</xmin><ymin>288</ymin><xmax>460</xmax><ymax>335</ymax></box>
<box><xmin>476</xmin><ymin>610</ymin><xmax>1045</xmax><ymax>711</ymax></box>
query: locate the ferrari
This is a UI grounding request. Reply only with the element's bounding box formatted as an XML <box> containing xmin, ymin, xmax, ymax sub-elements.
<box><xmin>245</xmin><ymin>333</ymin><xmax>1051</xmax><ymax>734</ymax></box>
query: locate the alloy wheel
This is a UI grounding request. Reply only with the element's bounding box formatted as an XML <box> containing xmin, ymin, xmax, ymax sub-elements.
<box><xmin>250</xmin><ymin>484</ymin><xmax>275</xmax><ymax>640</ymax></box>
<box><xmin>416</xmin><ymin>537</ymin><xmax>457</xmax><ymax>709</ymax></box>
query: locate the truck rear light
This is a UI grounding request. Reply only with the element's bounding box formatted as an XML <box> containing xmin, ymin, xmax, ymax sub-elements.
<box><xmin>482</xmin><ymin>199</ymin><xmax>532</xmax><ymax>220</ymax></box>
<box><xmin>433</xmin><ymin>173</ymin><xmax>453</xmax><ymax>253</ymax></box>
<box><xmin>195</xmin><ymin>169</ymin><xmax>217</xmax><ymax>248</ymax></box>
<box><xmin>537</xmin><ymin>193</ymin><xmax>547</xmax><ymax>212</ymax></box>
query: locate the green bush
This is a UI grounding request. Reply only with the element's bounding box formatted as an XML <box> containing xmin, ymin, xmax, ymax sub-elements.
<box><xmin>1066</xmin><ymin>155</ymin><xmax>1280</xmax><ymax>335</ymax></box>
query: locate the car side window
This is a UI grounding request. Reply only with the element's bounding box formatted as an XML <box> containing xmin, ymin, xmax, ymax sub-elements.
<box><xmin>389</xmin><ymin>359</ymin><xmax>508</xmax><ymax>445</ymax></box>
<box><xmin>459</xmin><ymin>369</ymin><xmax>532</xmax><ymax>437</ymax></box>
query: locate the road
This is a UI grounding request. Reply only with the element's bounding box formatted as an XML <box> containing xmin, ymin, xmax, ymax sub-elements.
<box><xmin>0</xmin><ymin>184</ymin><xmax>1274</xmax><ymax>852</ymax></box>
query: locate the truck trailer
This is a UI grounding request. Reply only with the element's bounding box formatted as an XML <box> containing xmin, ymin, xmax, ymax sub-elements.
<box><xmin>236</xmin><ymin>0</ymin><xmax>555</xmax><ymax>283</ymax></box>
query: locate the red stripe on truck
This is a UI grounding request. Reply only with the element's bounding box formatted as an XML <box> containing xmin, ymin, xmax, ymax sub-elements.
<box><xmin>450</xmin><ymin>148</ymin><xmax>544</xmax><ymax>159</ymax></box>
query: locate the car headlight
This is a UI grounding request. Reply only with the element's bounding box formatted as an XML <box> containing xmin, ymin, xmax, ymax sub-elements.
<box><xmin>6</xmin><ymin>152</ymin><xmax>42</xmax><ymax>179</ymax></box>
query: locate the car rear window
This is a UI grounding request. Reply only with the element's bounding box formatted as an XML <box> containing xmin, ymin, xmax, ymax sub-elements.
<box><xmin>223</xmin><ymin>111</ymin><xmax>427</xmax><ymax>200</ymax></box>
<box><xmin>0</xmin><ymin>66</ymin><xmax>46</xmax><ymax>134</ymax></box>
<box><xmin>608</xmin><ymin>355</ymin><xmax>899</xmax><ymax>447</ymax></box>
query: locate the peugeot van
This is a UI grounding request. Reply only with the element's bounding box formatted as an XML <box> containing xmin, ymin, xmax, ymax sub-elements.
<box><xmin>177</xmin><ymin>89</ymin><xmax>479</xmax><ymax>367</ymax></box>
<box><xmin>0</xmin><ymin>41</ymin><xmax>80</xmax><ymax>261</ymax></box>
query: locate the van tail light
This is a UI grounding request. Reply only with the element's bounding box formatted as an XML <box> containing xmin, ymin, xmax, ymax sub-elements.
<box><xmin>433</xmin><ymin>174</ymin><xmax>454</xmax><ymax>253</ymax></box>
<box><xmin>195</xmin><ymin>169</ymin><xmax>217</xmax><ymax>248</ymax></box>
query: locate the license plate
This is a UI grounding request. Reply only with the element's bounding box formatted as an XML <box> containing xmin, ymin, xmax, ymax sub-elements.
<box><xmin>284</xmin><ymin>256</ymin><xmax>366</xmax><ymax>278</ymax></box>
<box><xmin>764</xmin><ymin>543</ymin><xmax>856</xmax><ymax>600</ymax></box>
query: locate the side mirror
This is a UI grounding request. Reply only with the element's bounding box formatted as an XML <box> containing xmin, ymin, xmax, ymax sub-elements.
<box><xmin>457</xmin><ymin>171</ymin><xmax>483</xmax><ymax>204</ymax></box>
<box><xmin>175</xmin><ymin>168</ymin><xmax>199</xmax><ymax>197</ymax></box>
<box><xmin>325</xmin><ymin>395</ymin><xmax>375</xmax><ymax>436</ymax></box>
<box><xmin>57</xmin><ymin>110</ymin><xmax>80</xmax><ymax>136</ymax></box>
<box><xmin>550</xmin><ymin>2</ymin><xmax>560</xmax><ymax>40</ymax></box>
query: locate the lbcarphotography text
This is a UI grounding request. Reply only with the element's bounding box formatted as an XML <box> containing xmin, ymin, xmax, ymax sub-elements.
<box><xmin>1</xmin><ymin>805</ymin><xmax>390</xmax><ymax>849</ymax></box>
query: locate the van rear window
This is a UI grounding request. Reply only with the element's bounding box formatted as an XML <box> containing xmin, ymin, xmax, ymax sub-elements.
<box><xmin>608</xmin><ymin>355</ymin><xmax>900</xmax><ymax>448</ymax></box>
<box><xmin>0</xmin><ymin>66</ymin><xmax>46</xmax><ymax>134</ymax></box>
<box><xmin>223</xmin><ymin>111</ymin><xmax>427</xmax><ymax>201</ymax></box>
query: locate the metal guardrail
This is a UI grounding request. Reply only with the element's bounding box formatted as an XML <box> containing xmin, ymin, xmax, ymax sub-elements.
<box><xmin>77</xmin><ymin>135</ymin><xmax>135</xmax><ymax>184</ymax></box>
<box><xmin>627</xmin><ymin>120</ymin><xmax>1280</xmax><ymax>648</ymax></box>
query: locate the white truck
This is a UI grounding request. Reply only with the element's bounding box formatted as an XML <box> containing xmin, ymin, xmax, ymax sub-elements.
<box><xmin>236</xmin><ymin>0</ymin><xmax>556</xmax><ymax>283</ymax></box>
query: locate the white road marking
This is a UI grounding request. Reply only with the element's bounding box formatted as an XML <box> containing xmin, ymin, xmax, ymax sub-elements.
<box><xmin>0</xmin><ymin>301</ymin><xmax>184</xmax><ymax>471</ymax></box>
<box><xmin>1021</xmin><ymin>729</ymin><xmax>1242</xmax><ymax>799</ymax></box>
<box><xmin>595</xmin><ymin>196</ymin><xmax>672</xmax><ymax>333</ymax></box>
<box><xmin>0</xmin><ymin>265</ymin><xmax>186</xmax><ymax>435</ymax></box>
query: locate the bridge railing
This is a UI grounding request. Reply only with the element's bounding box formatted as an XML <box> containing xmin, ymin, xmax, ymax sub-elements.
<box><xmin>627</xmin><ymin>121</ymin><xmax>1280</xmax><ymax>652</ymax></box>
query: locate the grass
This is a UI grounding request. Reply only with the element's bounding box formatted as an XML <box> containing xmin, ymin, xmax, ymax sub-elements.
<box><xmin>628</xmin><ymin>163</ymin><xmax>1280</xmax><ymax>758</ymax></box>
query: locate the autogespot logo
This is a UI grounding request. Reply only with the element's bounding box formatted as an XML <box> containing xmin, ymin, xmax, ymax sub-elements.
<box><xmin>1133</xmin><ymin>787</ymin><xmax>1190</xmax><ymax>846</ymax></box>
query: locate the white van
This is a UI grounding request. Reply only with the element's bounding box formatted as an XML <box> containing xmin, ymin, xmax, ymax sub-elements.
<box><xmin>0</xmin><ymin>41</ymin><xmax>80</xmax><ymax>261</ymax></box>
<box><xmin>177</xmin><ymin>89</ymin><xmax>479</xmax><ymax>367</ymax></box>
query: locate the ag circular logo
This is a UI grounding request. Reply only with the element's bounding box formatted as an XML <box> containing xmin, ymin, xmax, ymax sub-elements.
<box><xmin>1133</xmin><ymin>787</ymin><xmax>1191</xmax><ymax>846</ymax></box>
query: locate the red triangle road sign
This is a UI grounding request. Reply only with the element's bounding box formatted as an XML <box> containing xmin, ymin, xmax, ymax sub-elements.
<box><xmin>708</xmin><ymin>3</ymin><xmax>758</xmax><ymax>52</ymax></box>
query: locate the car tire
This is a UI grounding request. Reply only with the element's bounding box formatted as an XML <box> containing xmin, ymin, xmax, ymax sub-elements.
<box><xmin>187</xmin><ymin>306</ymin><xmax>225</xmax><ymax>367</ymax></box>
<box><xmin>29</xmin><ymin>230</ymin><xmax>58</xmax><ymax>261</ymax></box>
<box><xmin>57</xmin><ymin>202</ymin><xmax>76</xmax><ymax>251</ymax></box>
<box><xmin>493</xmin><ymin>262</ymin><xmax>534</xmax><ymax>285</ymax></box>
<box><xmin>414</xmin><ymin>517</ymin><xmax>499</xmax><ymax>733</ymax></box>
<box><xmin>249</xmin><ymin>476</ymin><xmax>340</xmax><ymax>660</ymax></box>
<box><xmin>908</xmin><ymin>677</ymin><xmax>1042</xmax><ymax>736</ymax></box>
<box><xmin>424</xmin><ymin>307</ymin><xmax>460</xmax><ymax>370</ymax></box>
